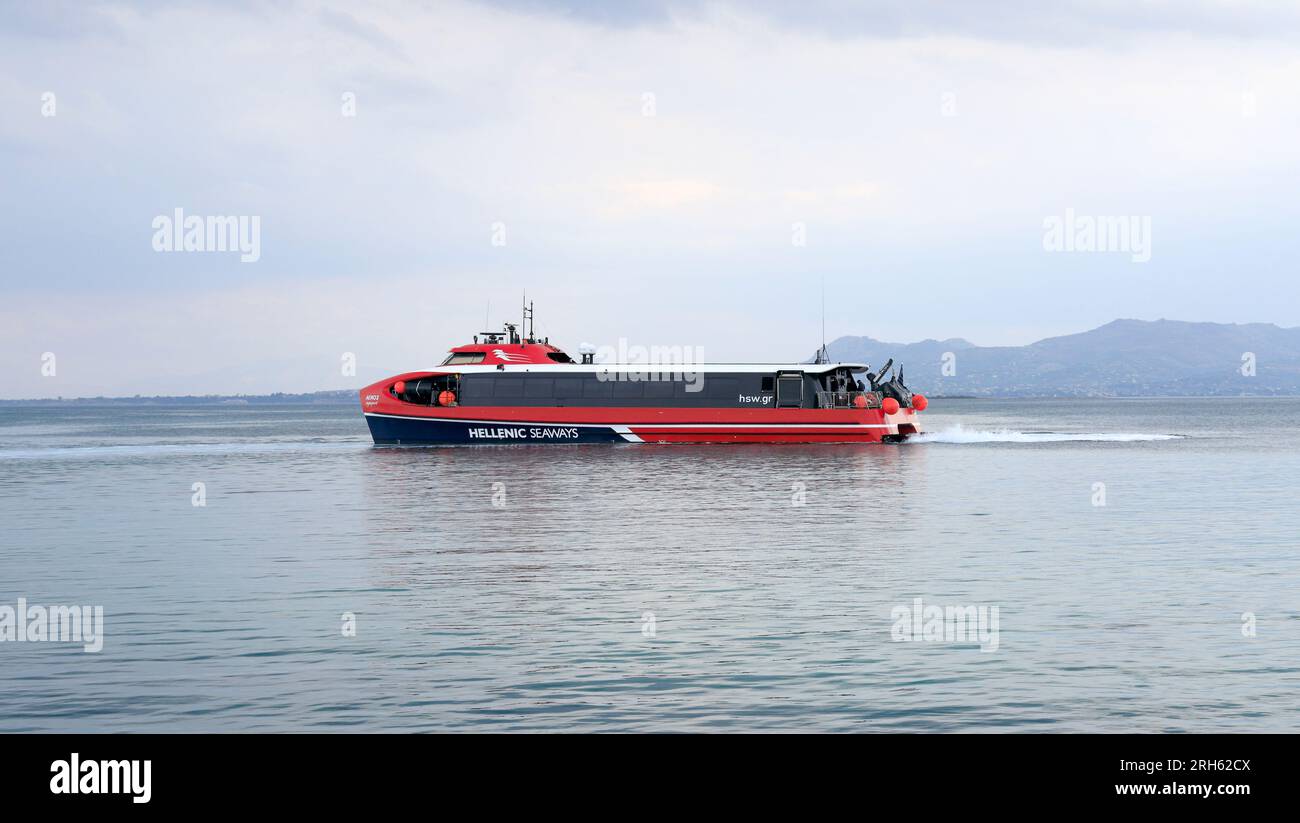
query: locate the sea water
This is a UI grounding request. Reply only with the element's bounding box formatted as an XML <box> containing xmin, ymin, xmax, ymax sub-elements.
<box><xmin>1</xmin><ymin>398</ymin><xmax>1297</xmax><ymax>731</ymax></box>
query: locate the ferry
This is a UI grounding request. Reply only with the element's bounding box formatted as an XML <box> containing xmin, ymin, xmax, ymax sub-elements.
<box><xmin>360</xmin><ymin>307</ymin><xmax>925</xmax><ymax>445</ymax></box>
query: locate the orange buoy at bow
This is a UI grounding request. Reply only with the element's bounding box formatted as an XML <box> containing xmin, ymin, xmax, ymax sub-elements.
<box><xmin>437</xmin><ymin>390</ymin><xmax>456</xmax><ymax>406</ymax></box>
<box><xmin>881</xmin><ymin>397</ymin><xmax>900</xmax><ymax>415</ymax></box>
<box><xmin>912</xmin><ymin>394</ymin><xmax>928</xmax><ymax>411</ymax></box>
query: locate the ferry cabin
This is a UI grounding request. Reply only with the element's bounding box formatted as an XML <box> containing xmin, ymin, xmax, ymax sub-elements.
<box><xmin>391</xmin><ymin>364</ymin><xmax>883</xmax><ymax>411</ymax></box>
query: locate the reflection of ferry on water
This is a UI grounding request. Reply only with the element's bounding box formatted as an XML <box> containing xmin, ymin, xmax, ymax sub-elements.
<box><xmin>360</xmin><ymin>304</ymin><xmax>926</xmax><ymax>445</ymax></box>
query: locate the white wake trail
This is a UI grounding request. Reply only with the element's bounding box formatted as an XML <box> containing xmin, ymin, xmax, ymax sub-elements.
<box><xmin>912</xmin><ymin>425</ymin><xmax>1180</xmax><ymax>444</ymax></box>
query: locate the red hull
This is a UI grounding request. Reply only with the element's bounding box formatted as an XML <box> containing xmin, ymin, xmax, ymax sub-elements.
<box><xmin>362</xmin><ymin>379</ymin><xmax>921</xmax><ymax>444</ymax></box>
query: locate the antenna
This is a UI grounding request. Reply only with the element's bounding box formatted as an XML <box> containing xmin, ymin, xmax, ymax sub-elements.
<box><xmin>520</xmin><ymin>293</ymin><xmax>536</xmax><ymax>343</ymax></box>
<box><xmin>815</xmin><ymin>275</ymin><xmax>828</xmax><ymax>365</ymax></box>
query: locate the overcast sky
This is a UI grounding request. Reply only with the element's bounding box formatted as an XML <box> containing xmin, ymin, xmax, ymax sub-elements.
<box><xmin>3</xmin><ymin>0</ymin><xmax>1299</xmax><ymax>397</ymax></box>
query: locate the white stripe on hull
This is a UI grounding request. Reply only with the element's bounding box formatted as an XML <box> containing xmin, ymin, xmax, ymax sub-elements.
<box><xmin>610</xmin><ymin>425</ymin><xmax>644</xmax><ymax>443</ymax></box>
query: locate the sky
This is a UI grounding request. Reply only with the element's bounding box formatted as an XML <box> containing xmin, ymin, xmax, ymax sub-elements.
<box><xmin>2</xmin><ymin>0</ymin><xmax>1299</xmax><ymax>397</ymax></box>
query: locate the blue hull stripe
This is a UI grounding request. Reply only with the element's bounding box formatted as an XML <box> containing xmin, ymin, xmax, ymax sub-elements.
<box><xmin>365</xmin><ymin>414</ymin><xmax>627</xmax><ymax>445</ymax></box>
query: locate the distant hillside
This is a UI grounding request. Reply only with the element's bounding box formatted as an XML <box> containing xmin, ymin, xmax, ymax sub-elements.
<box><xmin>814</xmin><ymin>335</ymin><xmax>978</xmax><ymax>370</ymax></box>
<box><xmin>817</xmin><ymin>319</ymin><xmax>1300</xmax><ymax>397</ymax></box>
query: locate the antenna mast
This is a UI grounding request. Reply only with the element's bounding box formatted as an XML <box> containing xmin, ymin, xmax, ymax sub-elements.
<box><xmin>521</xmin><ymin>293</ymin><xmax>536</xmax><ymax>343</ymax></box>
<box><xmin>815</xmin><ymin>275</ymin><xmax>828</xmax><ymax>364</ymax></box>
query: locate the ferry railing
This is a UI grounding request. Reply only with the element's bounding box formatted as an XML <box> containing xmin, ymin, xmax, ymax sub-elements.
<box><xmin>815</xmin><ymin>390</ymin><xmax>881</xmax><ymax>409</ymax></box>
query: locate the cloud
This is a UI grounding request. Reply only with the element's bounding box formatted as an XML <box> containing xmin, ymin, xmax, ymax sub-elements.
<box><xmin>482</xmin><ymin>0</ymin><xmax>1300</xmax><ymax>43</ymax></box>
<box><xmin>2</xmin><ymin>0</ymin><xmax>1300</xmax><ymax>397</ymax></box>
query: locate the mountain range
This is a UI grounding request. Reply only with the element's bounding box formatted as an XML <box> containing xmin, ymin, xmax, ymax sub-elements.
<box><xmin>817</xmin><ymin>319</ymin><xmax>1300</xmax><ymax>397</ymax></box>
<box><xmin>8</xmin><ymin>319</ymin><xmax>1299</xmax><ymax>403</ymax></box>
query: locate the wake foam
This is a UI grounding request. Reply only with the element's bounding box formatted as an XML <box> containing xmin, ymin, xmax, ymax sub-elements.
<box><xmin>912</xmin><ymin>425</ymin><xmax>1180</xmax><ymax>444</ymax></box>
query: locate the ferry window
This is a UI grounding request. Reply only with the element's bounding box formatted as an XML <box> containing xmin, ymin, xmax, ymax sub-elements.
<box><xmin>547</xmin><ymin>352</ymin><xmax>574</xmax><ymax>363</ymax></box>
<box><xmin>644</xmin><ymin>381</ymin><xmax>673</xmax><ymax>399</ymax></box>
<box><xmin>777</xmin><ymin>375</ymin><xmax>803</xmax><ymax>407</ymax></box>
<box><xmin>674</xmin><ymin>379</ymin><xmax>703</xmax><ymax>397</ymax></box>
<box><xmin>761</xmin><ymin>376</ymin><xmax>774</xmax><ymax>392</ymax></box>
<box><xmin>524</xmin><ymin>378</ymin><xmax>554</xmax><ymax>398</ymax></box>
<box><xmin>460</xmin><ymin>377</ymin><xmax>492</xmax><ymax>400</ymax></box>
<box><xmin>441</xmin><ymin>352</ymin><xmax>486</xmax><ymax>365</ymax></box>
<box><xmin>583</xmin><ymin>379</ymin><xmax>612</xmax><ymax>399</ymax></box>
<box><xmin>493</xmin><ymin>378</ymin><xmax>523</xmax><ymax>398</ymax></box>
<box><xmin>612</xmin><ymin>381</ymin><xmax>643</xmax><ymax>399</ymax></box>
<box><xmin>707</xmin><ymin>377</ymin><xmax>739</xmax><ymax>399</ymax></box>
<box><xmin>554</xmin><ymin>378</ymin><xmax>583</xmax><ymax>397</ymax></box>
